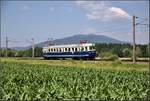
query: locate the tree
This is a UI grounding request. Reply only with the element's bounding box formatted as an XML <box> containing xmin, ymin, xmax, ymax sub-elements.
<box><xmin>112</xmin><ymin>48</ymin><xmax>123</xmax><ymax>57</ymax></box>
<box><xmin>0</xmin><ymin>49</ymin><xmax>16</xmax><ymax>57</ymax></box>
<box><xmin>135</xmin><ymin>46</ymin><xmax>142</xmax><ymax>57</ymax></box>
<box><xmin>15</xmin><ymin>47</ymin><xmax>42</xmax><ymax>57</ymax></box>
<box><xmin>123</xmin><ymin>48</ymin><xmax>131</xmax><ymax>57</ymax></box>
<box><xmin>34</xmin><ymin>47</ymin><xmax>42</xmax><ymax>57</ymax></box>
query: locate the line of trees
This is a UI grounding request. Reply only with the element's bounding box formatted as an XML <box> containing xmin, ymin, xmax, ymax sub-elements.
<box><xmin>0</xmin><ymin>47</ymin><xmax>42</xmax><ymax>57</ymax></box>
<box><xmin>0</xmin><ymin>43</ymin><xmax>149</xmax><ymax>58</ymax></box>
<box><xmin>95</xmin><ymin>43</ymin><xmax>149</xmax><ymax>58</ymax></box>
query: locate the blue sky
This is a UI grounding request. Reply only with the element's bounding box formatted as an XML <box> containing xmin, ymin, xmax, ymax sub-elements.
<box><xmin>1</xmin><ymin>1</ymin><xmax>149</xmax><ymax>47</ymax></box>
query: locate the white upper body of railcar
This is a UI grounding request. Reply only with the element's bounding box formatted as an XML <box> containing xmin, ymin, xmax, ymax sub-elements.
<box><xmin>42</xmin><ymin>43</ymin><xmax>95</xmax><ymax>53</ymax></box>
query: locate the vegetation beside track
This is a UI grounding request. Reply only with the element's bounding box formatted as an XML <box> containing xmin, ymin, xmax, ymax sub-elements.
<box><xmin>0</xmin><ymin>59</ymin><xmax>149</xmax><ymax>100</ymax></box>
<box><xmin>1</xmin><ymin>57</ymin><xmax>149</xmax><ymax>72</ymax></box>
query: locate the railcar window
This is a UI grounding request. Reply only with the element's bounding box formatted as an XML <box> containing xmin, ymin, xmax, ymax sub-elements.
<box><xmin>49</xmin><ymin>49</ymin><xmax>51</xmax><ymax>52</ymax></box>
<box><xmin>75</xmin><ymin>47</ymin><xmax>77</xmax><ymax>52</ymax></box>
<box><xmin>72</xmin><ymin>48</ymin><xmax>74</xmax><ymax>52</ymax></box>
<box><xmin>65</xmin><ymin>48</ymin><xmax>67</xmax><ymax>52</ymax></box>
<box><xmin>68</xmin><ymin>48</ymin><xmax>70</xmax><ymax>52</ymax></box>
<box><xmin>85</xmin><ymin>47</ymin><xmax>87</xmax><ymax>51</ymax></box>
<box><xmin>81</xmin><ymin>47</ymin><xmax>84</xmax><ymax>51</ymax></box>
<box><xmin>54</xmin><ymin>48</ymin><xmax>56</xmax><ymax>52</ymax></box>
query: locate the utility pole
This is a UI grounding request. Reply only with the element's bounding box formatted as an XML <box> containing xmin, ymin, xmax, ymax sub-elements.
<box><xmin>31</xmin><ymin>38</ymin><xmax>34</xmax><ymax>58</ymax></box>
<box><xmin>132</xmin><ymin>15</ymin><xmax>136</xmax><ymax>63</ymax></box>
<box><xmin>6</xmin><ymin>36</ymin><xmax>8</xmax><ymax>57</ymax></box>
<box><xmin>133</xmin><ymin>16</ymin><xmax>149</xmax><ymax>63</ymax></box>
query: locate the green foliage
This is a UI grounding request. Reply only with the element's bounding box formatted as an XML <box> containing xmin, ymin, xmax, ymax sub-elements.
<box><xmin>123</xmin><ymin>48</ymin><xmax>131</xmax><ymax>57</ymax></box>
<box><xmin>99</xmin><ymin>52</ymin><xmax>112</xmax><ymax>58</ymax></box>
<box><xmin>135</xmin><ymin>46</ymin><xmax>142</xmax><ymax>57</ymax></box>
<box><xmin>112</xmin><ymin>48</ymin><xmax>123</xmax><ymax>57</ymax></box>
<box><xmin>108</xmin><ymin>55</ymin><xmax>119</xmax><ymax>61</ymax></box>
<box><xmin>0</xmin><ymin>47</ymin><xmax>42</xmax><ymax>57</ymax></box>
<box><xmin>1</xmin><ymin>61</ymin><xmax>148</xmax><ymax>100</ymax></box>
<box><xmin>34</xmin><ymin>47</ymin><xmax>42</xmax><ymax>57</ymax></box>
<box><xmin>0</xmin><ymin>49</ymin><xmax>16</xmax><ymax>57</ymax></box>
<box><xmin>95</xmin><ymin>43</ymin><xmax>132</xmax><ymax>57</ymax></box>
<box><xmin>95</xmin><ymin>43</ymin><xmax>148</xmax><ymax>58</ymax></box>
<box><xmin>99</xmin><ymin>52</ymin><xmax>119</xmax><ymax>61</ymax></box>
<box><xmin>111</xmin><ymin>60</ymin><xmax>122</xmax><ymax>66</ymax></box>
<box><xmin>136</xmin><ymin>44</ymin><xmax>149</xmax><ymax>57</ymax></box>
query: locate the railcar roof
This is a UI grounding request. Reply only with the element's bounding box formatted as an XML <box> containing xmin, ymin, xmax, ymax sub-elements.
<box><xmin>43</xmin><ymin>43</ymin><xmax>94</xmax><ymax>49</ymax></box>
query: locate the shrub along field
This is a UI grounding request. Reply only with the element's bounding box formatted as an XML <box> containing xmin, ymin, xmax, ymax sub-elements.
<box><xmin>0</xmin><ymin>58</ymin><xmax>149</xmax><ymax>100</ymax></box>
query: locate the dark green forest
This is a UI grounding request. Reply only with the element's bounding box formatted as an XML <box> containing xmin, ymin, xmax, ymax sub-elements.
<box><xmin>95</xmin><ymin>43</ymin><xmax>149</xmax><ymax>58</ymax></box>
<box><xmin>0</xmin><ymin>43</ymin><xmax>149</xmax><ymax>58</ymax></box>
<box><xmin>0</xmin><ymin>47</ymin><xmax>42</xmax><ymax>57</ymax></box>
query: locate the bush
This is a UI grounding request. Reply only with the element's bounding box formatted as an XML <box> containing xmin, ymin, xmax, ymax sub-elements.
<box><xmin>99</xmin><ymin>52</ymin><xmax>119</xmax><ymax>61</ymax></box>
<box><xmin>123</xmin><ymin>48</ymin><xmax>131</xmax><ymax>57</ymax></box>
<box><xmin>108</xmin><ymin>54</ymin><xmax>119</xmax><ymax>61</ymax></box>
<box><xmin>99</xmin><ymin>52</ymin><xmax>112</xmax><ymax>58</ymax></box>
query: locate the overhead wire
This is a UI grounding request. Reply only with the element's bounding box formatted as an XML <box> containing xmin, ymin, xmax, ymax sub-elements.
<box><xmin>2</xmin><ymin>17</ymin><xmax>148</xmax><ymax>47</ymax></box>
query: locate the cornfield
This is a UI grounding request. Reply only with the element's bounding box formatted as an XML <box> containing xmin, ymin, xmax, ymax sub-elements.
<box><xmin>0</xmin><ymin>59</ymin><xmax>149</xmax><ymax>100</ymax></box>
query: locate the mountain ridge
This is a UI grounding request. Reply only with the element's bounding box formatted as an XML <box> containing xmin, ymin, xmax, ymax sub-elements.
<box><xmin>11</xmin><ymin>34</ymin><xmax>129</xmax><ymax>50</ymax></box>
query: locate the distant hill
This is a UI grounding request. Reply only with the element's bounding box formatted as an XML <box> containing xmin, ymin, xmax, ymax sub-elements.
<box><xmin>37</xmin><ymin>34</ymin><xmax>127</xmax><ymax>47</ymax></box>
<box><xmin>12</xmin><ymin>34</ymin><xmax>128</xmax><ymax>50</ymax></box>
<box><xmin>10</xmin><ymin>47</ymin><xmax>31</xmax><ymax>50</ymax></box>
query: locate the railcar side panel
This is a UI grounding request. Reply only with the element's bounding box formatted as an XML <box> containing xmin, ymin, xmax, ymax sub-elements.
<box><xmin>43</xmin><ymin>51</ymin><xmax>96</xmax><ymax>58</ymax></box>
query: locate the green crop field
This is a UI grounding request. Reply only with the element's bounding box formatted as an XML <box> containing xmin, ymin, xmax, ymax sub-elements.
<box><xmin>0</xmin><ymin>58</ymin><xmax>149</xmax><ymax>100</ymax></box>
